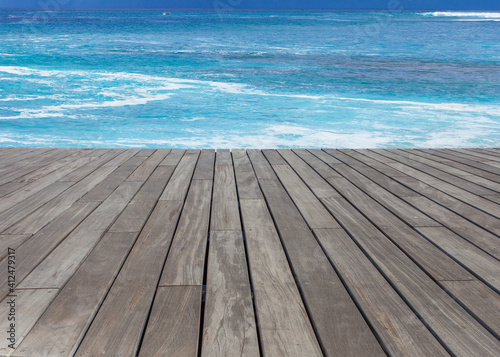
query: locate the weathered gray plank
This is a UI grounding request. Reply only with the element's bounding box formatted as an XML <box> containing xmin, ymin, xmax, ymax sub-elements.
<box><xmin>139</xmin><ymin>286</ymin><xmax>202</xmax><ymax>357</ymax></box>
<box><xmin>442</xmin><ymin>280</ymin><xmax>500</xmax><ymax>338</ymax></box>
<box><xmin>314</xmin><ymin>228</ymin><xmax>448</xmax><ymax>356</ymax></box>
<box><xmin>247</xmin><ymin>149</ymin><xmax>381</xmax><ymax>356</ymax></box>
<box><xmin>321</xmin><ymin>196</ymin><xmax>500</xmax><ymax>356</ymax></box>
<box><xmin>160</xmin><ymin>180</ymin><xmax>212</xmax><ymax>286</ymax></box>
<box><xmin>239</xmin><ymin>199</ymin><xmax>325</xmax><ymax>356</ymax></box>
<box><xmin>18</xmin><ymin>182</ymin><xmax>141</xmax><ymax>289</ymax></box>
<box><xmin>201</xmin><ymin>231</ymin><xmax>259</xmax><ymax>357</ymax></box>
<box><xmin>232</xmin><ymin>149</ymin><xmax>263</xmax><ymax>200</ymax></box>
<box><xmin>126</xmin><ymin>149</ymin><xmax>171</xmax><ymax>182</ymax></box>
<box><xmin>0</xmin><ymin>202</ymin><xmax>99</xmax><ymax>302</ymax></box>
<box><xmin>109</xmin><ymin>165</ymin><xmax>175</xmax><ymax>233</ymax></box>
<box><xmin>4</xmin><ymin>164</ymin><xmax>118</xmax><ymax>235</ymax></box>
<box><xmin>74</xmin><ymin>200</ymin><xmax>184</xmax><ymax>357</ymax></box>
<box><xmin>159</xmin><ymin>151</ymin><xmax>200</xmax><ymax>201</ymax></box>
<box><xmin>210</xmin><ymin>154</ymin><xmax>240</xmax><ymax>231</ymax></box>
<box><xmin>192</xmin><ymin>149</ymin><xmax>215</xmax><ymax>180</ymax></box>
<box><xmin>11</xmin><ymin>232</ymin><xmax>138</xmax><ymax>357</ymax></box>
<box><xmin>0</xmin><ymin>289</ymin><xmax>58</xmax><ymax>357</ymax></box>
<box><xmin>417</xmin><ymin>227</ymin><xmax>500</xmax><ymax>291</ymax></box>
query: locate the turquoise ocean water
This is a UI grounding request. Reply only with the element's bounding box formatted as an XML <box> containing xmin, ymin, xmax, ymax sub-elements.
<box><xmin>0</xmin><ymin>10</ymin><xmax>499</xmax><ymax>148</ymax></box>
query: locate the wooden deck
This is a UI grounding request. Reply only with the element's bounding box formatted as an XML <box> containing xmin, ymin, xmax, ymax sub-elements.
<box><xmin>0</xmin><ymin>147</ymin><xmax>499</xmax><ymax>356</ymax></box>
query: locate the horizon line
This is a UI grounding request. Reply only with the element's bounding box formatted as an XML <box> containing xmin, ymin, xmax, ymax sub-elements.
<box><xmin>1</xmin><ymin>8</ymin><xmax>499</xmax><ymax>12</ymax></box>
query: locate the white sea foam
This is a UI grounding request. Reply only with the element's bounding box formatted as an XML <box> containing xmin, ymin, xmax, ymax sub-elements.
<box><xmin>423</xmin><ymin>12</ymin><xmax>500</xmax><ymax>20</ymax></box>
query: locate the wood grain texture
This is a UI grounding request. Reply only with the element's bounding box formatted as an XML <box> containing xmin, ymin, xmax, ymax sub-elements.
<box><xmin>201</xmin><ymin>231</ymin><xmax>259</xmax><ymax>357</ymax></box>
<box><xmin>0</xmin><ymin>202</ymin><xmax>99</xmax><ymax>302</ymax></box>
<box><xmin>160</xmin><ymin>180</ymin><xmax>212</xmax><ymax>286</ymax></box>
<box><xmin>271</xmin><ymin>164</ymin><xmax>340</xmax><ymax>229</ymax></box>
<box><xmin>4</xmin><ymin>165</ymin><xmax>118</xmax><ymax>235</ymax></box>
<box><xmin>210</xmin><ymin>157</ymin><xmax>240</xmax><ymax>231</ymax></box>
<box><xmin>1</xmin><ymin>148</ymin><xmax>499</xmax><ymax>356</ymax></box>
<box><xmin>0</xmin><ymin>235</ymin><xmax>31</xmax><ymax>261</ymax></box>
<box><xmin>192</xmin><ymin>149</ymin><xmax>215</xmax><ymax>180</ymax></box>
<box><xmin>18</xmin><ymin>182</ymin><xmax>141</xmax><ymax>289</ymax></box>
<box><xmin>441</xmin><ymin>280</ymin><xmax>500</xmax><ymax>337</ymax></box>
<box><xmin>74</xmin><ymin>200</ymin><xmax>184</xmax><ymax>357</ymax></box>
<box><xmin>139</xmin><ymin>286</ymin><xmax>202</xmax><ymax>357</ymax></box>
<box><xmin>322</xmin><ymin>196</ymin><xmax>500</xmax><ymax>356</ymax></box>
<box><xmin>417</xmin><ymin>227</ymin><xmax>500</xmax><ymax>290</ymax></box>
<box><xmin>0</xmin><ymin>289</ymin><xmax>58</xmax><ymax>357</ymax></box>
<box><xmin>126</xmin><ymin>149</ymin><xmax>170</xmax><ymax>182</ymax></box>
<box><xmin>314</xmin><ymin>228</ymin><xmax>448</xmax><ymax>356</ymax></box>
<box><xmin>12</xmin><ymin>232</ymin><xmax>138</xmax><ymax>357</ymax></box>
<box><xmin>240</xmin><ymin>199</ymin><xmax>323</xmax><ymax>357</ymax></box>
<box><xmin>109</xmin><ymin>166</ymin><xmax>176</xmax><ymax>232</ymax></box>
<box><xmin>160</xmin><ymin>150</ymin><xmax>200</xmax><ymax>201</ymax></box>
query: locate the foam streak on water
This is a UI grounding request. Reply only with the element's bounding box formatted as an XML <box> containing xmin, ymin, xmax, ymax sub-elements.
<box><xmin>0</xmin><ymin>10</ymin><xmax>499</xmax><ymax>148</ymax></box>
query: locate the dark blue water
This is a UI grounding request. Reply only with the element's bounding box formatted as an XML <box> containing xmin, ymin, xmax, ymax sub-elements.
<box><xmin>0</xmin><ymin>10</ymin><xmax>499</xmax><ymax>148</ymax></box>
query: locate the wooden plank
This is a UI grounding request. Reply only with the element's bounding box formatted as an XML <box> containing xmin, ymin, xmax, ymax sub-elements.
<box><xmin>321</xmin><ymin>196</ymin><xmax>500</xmax><ymax>356</ymax></box>
<box><xmin>314</xmin><ymin>228</ymin><xmax>448</xmax><ymax>356</ymax></box>
<box><xmin>0</xmin><ymin>182</ymin><xmax>25</xmax><ymax>199</ymax></box>
<box><xmin>0</xmin><ymin>148</ymin><xmax>40</xmax><ymax>166</ymax></box>
<box><xmin>272</xmin><ymin>164</ymin><xmax>341</xmax><ymax>229</ymax></box>
<box><xmin>307</xmin><ymin>149</ymin><xmax>438</xmax><ymax>226</ymax></box>
<box><xmin>11</xmin><ymin>150</ymin><xmax>90</xmax><ymax>184</ymax></box>
<box><xmin>350</xmin><ymin>151</ymin><xmax>500</xmax><ymax>235</ymax></box>
<box><xmin>0</xmin><ymin>289</ymin><xmax>58</xmax><ymax>357</ymax></box>
<box><xmin>452</xmin><ymin>148</ymin><xmax>500</xmax><ymax>162</ymax></box>
<box><xmin>0</xmin><ymin>202</ymin><xmax>99</xmax><ymax>302</ymax></box>
<box><xmin>18</xmin><ymin>182</ymin><xmax>141</xmax><ymax>289</ymax></box>
<box><xmin>139</xmin><ymin>286</ymin><xmax>202</xmax><ymax>357</ymax></box>
<box><xmin>74</xmin><ymin>200</ymin><xmax>184</xmax><ymax>357</ymax></box>
<box><xmin>135</xmin><ymin>148</ymin><xmax>157</xmax><ymax>157</ymax></box>
<box><xmin>159</xmin><ymin>151</ymin><xmax>200</xmax><ymax>201</ymax></box>
<box><xmin>0</xmin><ymin>149</ymin><xmax>57</xmax><ymax>175</ymax></box>
<box><xmin>4</xmin><ymin>165</ymin><xmax>118</xmax><ymax>235</ymax></box>
<box><xmin>400</xmin><ymin>189</ymin><xmax>500</xmax><ymax>260</ymax></box>
<box><xmin>291</xmin><ymin>149</ymin><xmax>343</xmax><ymax>179</ymax></box>
<box><xmin>210</xmin><ymin>153</ymin><xmax>240</xmax><ymax>231</ymax></box>
<box><xmin>58</xmin><ymin>149</ymin><xmax>121</xmax><ymax>182</ymax></box>
<box><xmin>417</xmin><ymin>227</ymin><xmax>500</xmax><ymax>290</ymax></box>
<box><xmin>257</xmin><ymin>177</ymin><xmax>383</xmax><ymax>356</ymax></box>
<box><xmin>0</xmin><ymin>152</ymin><xmax>102</xmax><ymax>213</ymax></box>
<box><xmin>109</xmin><ymin>165</ymin><xmax>176</xmax><ymax>233</ymax></box>
<box><xmin>201</xmin><ymin>231</ymin><xmax>259</xmax><ymax>357</ymax></box>
<box><xmin>289</xmin><ymin>151</ymin><xmax>473</xmax><ymax>283</ymax></box>
<box><xmin>485</xmin><ymin>195</ymin><xmax>500</xmax><ymax>204</ymax></box>
<box><xmin>76</xmin><ymin>153</ymin><xmax>191</xmax><ymax>356</ymax></box>
<box><xmin>160</xmin><ymin>180</ymin><xmax>212</xmax><ymax>286</ymax></box>
<box><xmin>247</xmin><ymin>149</ymin><xmax>278</xmax><ymax>179</ymax></box>
<box><xmin>232</xmin><ymin>149</ymin><xmax>263</xmax><ymax>200</ymax></box>
<box><xmin>0</xmin><ymin>149</ymin><xmax>76</xmax><ymax>185</ymax></box>
<box><xmin>0</xmin><ymin>182</ymin><xmax>73</xmax><ymax>233</ymax></box>
<box><xmin>192</xmin><ymin>149</ymin><xmax>215</xmax><ymax>180</ymax></box>
<box><xmin>239</xmin><ymin>199</ymin><xmax>324</xmax><ymax>356</ymax></box>
<box><xmin>277</xmin><ymin>149</ymin><xmax>341</xmax><ymax>199</ymax></box>
<box><xmin>100</xmin><ymin>149</ymin><xmax>138</xmax><ymax>167</ymax></box>
<box><xmin>11</xmin><ymin>232</ymin><xmax>138</xmax><ymax>357</ymax></box>
<box><xmin>214</xmin><ymin>149</ymin><xmax>232</xmax><ymax>166</ymax></box>
<box><xmin>78</xmin><ymin>155</ymin><xmax>147</xmax><ymax>202</ymax></box>
<box><xmin>159</xmin><ymin>149</ymin><xmax>185</xmax><ymax>166</ymax></box>
<box><xmin>379</xmin><ymin>150</ymin><xmax>500</xmax><ymax>218</ymax></box>
<box><xmin>126</xmin><ymin>149</ymin><xmax>171</xmax><ymax>182</ymax></box>
<box><xmin>397</xmin><ymin>149</ymin><xmax>500</xmax><ymax>193</ymax></box>
<box><xmin>442</xmin><ymin>281</ymin><xmax>500</xmax><ymax>338</ymax></box>
<box><xmin>248</xmin><ymin>149</ymin><xmax>381</xmax><ymax>356</ymax></box>
<box><xmin>413</xmin><ymin>149</ymin><xmax>500</xmax><ymax>183</ymax></box>
<box><xmin>0</xmin><ymin>235</ymin><xmax>31</xmax><ymax>261</ymax></box>
<box><xmin>262</xmin><ymin>149</ymin><xmax>287</xmax><ymax>165</ymax></box>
